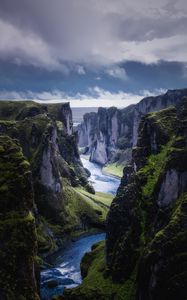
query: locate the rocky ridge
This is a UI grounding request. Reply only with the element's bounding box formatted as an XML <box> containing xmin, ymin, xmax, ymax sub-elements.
<box><xmin>78</xmin><ymin>89</ymin><xmax>187</xmax><ymax>166</ymax></box>
<box><xmin>0</xmin><ymin>101</ymin><xmax>107</xmax><ymax>260</ymax></box>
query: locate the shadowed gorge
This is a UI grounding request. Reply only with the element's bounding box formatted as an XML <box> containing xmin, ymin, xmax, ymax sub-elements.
<box><xmin>1</xmin><ymin>1</ymin><xmax>187</xmax><ymax>299</ymax></box>
<box><xmin>60</xmin><ymin>96</ymin><xmax>187</xmax><ymax>300</ymax></box>
<box><xmin>0</xmin><ymin>99</ymin><xmax>118</xmax><ymax>299</ymax></box>
<box><xmin>0</xmin><ymin>90</ymin><xmax>187</xmax><ymax>300</ymax></box>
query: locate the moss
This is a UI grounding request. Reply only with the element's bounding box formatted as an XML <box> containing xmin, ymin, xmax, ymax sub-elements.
<box><xmin>63</xmin><ymin>186</ymin><xmax>108</xmax><ymax>232</ymax></box>
<box><xmin>37</xmin><ymin>227</ymin><xmax>57</xmax><ymax>254</ymax></box>
<box><xmin>75</xmin><ymin>188</ymin><xmax>113</xmax><ymax>208</ymax></box>
<box><xmin>139</xmin><ymin>138</ymin><xmax>175</xmax><ymax>197</ymax></box>
<box><xmin>147</xmin><ymin>107</ymin><xmax>178</xmax><ymax>136</ymax></box>
<box><xmin>138</xmin><ymin>193</ymin><xmax>187</xmax><ymax>299</ymax></box>
<box><xmin>0</xmin><ymin>100</ymin><xmax>45</xmax><ymax>121</ymax></box>
<box><xmin>0</xmin><ymin>135</ymin><xmax>39</xmax><ymax>299</ymax></box>
<box><xmin>61</xmin><ymin>241</ymin><xmax>137</xmax><ymax>300</ymax></box>
<box><xmin>56</xmin><ymin>120</ymin><xmax>64</xmax><ymax>130</ymax></box>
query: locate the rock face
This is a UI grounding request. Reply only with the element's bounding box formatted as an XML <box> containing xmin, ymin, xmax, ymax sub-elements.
<box><xmin>0</xmin><ymin>101</ymin><xmax>104</xmax><ymax>260</ymax></box>
<box><xmin>0</xmin><ymin>136</ymin><xmax>40</xmax><ymax>300</ymax></box>
<box><xmin>106</xmin><ymin>98</ymin><xmax>187</xmax><ymax>299</ymax></box>
<box><xmin>78</xmin><ymin>105</ymin><xmax>134</xmax><ymax>165</ymax></box>
<box><xmin>62</xmin><ymin>97</ymin><xmax>187</xmax><ymax>300</ymax></box>
<box><xmin>78</xmin><ymin>89</ymin><xmax>187</xmax><ymax>166</ymax></box>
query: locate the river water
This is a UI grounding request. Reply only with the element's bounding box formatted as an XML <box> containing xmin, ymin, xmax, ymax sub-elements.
<box><xmin>40</xmin><ymin>156</ymin><xmax>120</xmax><ymax>300</ymax></box>
<box><xmin>80</xmin><ymin>156</ymin><xmax>120</xmax><ymax>195</ymax></box>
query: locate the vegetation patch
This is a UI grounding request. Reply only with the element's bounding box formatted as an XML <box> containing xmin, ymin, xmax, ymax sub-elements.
<box><xmin>102</xmin><ymin>163</ymin><xmax>124</xmax><ymax>178</ymax></box>
<box><xmin>61</xmin><ymin>241</ymin><xmax>137</xmax><ymax>300</ymax></box>
<box><xmin>139</xmin><ymin>138</ymin><xmax>175</xmax><ymax>197</ymax></box>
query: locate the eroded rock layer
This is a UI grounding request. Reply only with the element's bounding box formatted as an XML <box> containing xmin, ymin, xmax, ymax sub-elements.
<box><xmin>78</xmin><ymin>89</ymin><xmax>187</xmax><ymax>166</ymax></box>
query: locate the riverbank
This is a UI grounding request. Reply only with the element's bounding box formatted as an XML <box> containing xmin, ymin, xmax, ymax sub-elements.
<box><xmin>102</xmin><ymin>163</ymin><xmax>124</xmax><ymax>178</ymax></box>
<box><xmin>80</xmin><ymin>156</ymin><xmax>120</xmax><ymax>195</ymax></box>
<box><xmin>40</xmin><ymin>233</ymin><xmax>106</xmax><ymax>300</ymax></box>
<box><xmin>40</xmin><ymin>157</ymin><xmax>121</xmax><ymax>300</ymax></box>
<box><xmin>40</xmin><ymin>186</ymin><xmax>113</xmax><ymax>267</ymax></box>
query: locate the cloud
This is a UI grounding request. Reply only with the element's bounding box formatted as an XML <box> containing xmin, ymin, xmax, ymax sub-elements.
<box><xmin>77</xmin><ymin>65</ymin><xmax>86</xmax><ymax>75</ymax></box>
<box><xmin>0</xmin><ymin>87</ymin><xmax>166</xmax><ymax>108</ymax></box>
<box><xmin>0</xmin><ymin>0</ymin><xmax>186</xmax><ymax>70</ymax></box>
<box><xmin>105</xmin><ymin>66</ymin><xmax>128</xmax><ymax>80</ymax></box>
<box><xmin>0</xmin><ymin>19</ymin><xmax>63</xmax><ymax>71</ymax></box>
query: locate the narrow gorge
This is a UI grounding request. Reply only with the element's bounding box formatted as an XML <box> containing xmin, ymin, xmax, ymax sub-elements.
<box><xmin>0</xmin><ymin>89</ymin><xmax>187</xmax><ymax>300</ymax></box>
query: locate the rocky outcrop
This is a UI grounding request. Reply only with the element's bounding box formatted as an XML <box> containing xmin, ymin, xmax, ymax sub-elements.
<box><xmin>78</xmin><ymin>105</ymin><xmax>134</xmax><ymax>165</ymax></box>
<box><xmin>132</xmin><ymin>88</ymin><xmax>187</xmax><ymax>146</ymax></box>
<box><xmin>62</xmin><ymin>97</ymin><xmax>187</xmax><ymax>300</ymax></box>
<box><xmin>0</xmin><ymin>135</ymin><xmax>40</xmax><ymax>299</ymax></box>
<box><xmin>106</xmin><ymin>98</ymin><xmax>187</xmax><ymax>299</ymax></box>
<box><xmin>0</xmin><ymin>101</ymin><xmax>104</xmax><ymax>260</ymax></box>
<box><xmin>78</xmin><ymin>89</ymin><xmax>187</xmax><ymax>166</ymax></box>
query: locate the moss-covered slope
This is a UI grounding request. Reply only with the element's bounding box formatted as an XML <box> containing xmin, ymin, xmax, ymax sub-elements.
<box><xmin>0</xmin><ymin>135</ymin><xmax>40</xmax><ymax>300</ymax></box>
<box><xmin>0</xmin><ymin>101</ymin><xmax>109</xmax><ymax>260</ymax></box>
<box><xmin>62</xmin><ymin>98</ymin><xmax>187</xmax><ymax>300</ymax></box>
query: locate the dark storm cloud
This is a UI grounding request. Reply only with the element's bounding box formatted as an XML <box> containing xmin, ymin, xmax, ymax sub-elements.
<box><xmin>0</xmin><ymin>0</ymin><xmax>187</xmax><ymax>70</ymax></box>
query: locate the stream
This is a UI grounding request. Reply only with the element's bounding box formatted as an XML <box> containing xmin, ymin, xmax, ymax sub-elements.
<box><xmin>80</xmin><ymin>156</ymin><xmax>120</xmax><ymax>195</ymax></box>
<box><xmin>40</xmin><ymin>156</ymin><xmax>120</xmax><ymax>300</ymax></box>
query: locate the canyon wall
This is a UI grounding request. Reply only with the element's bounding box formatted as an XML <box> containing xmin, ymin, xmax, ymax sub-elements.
<box><xmin>78</xmin><ymin>89</ymin><xmax>187</xmax><ymax>165</ymax></box>
<box><xmin>0</xmin><ymin>101</ymin><xmax>105</xmax><ymax>260</ymax></box>
<box><xmin>0</xmin><ymin>135</ymin><xmax>40</xmax><ymax>300</ymax></box>
<box><xmin>62</xmin><ymin>96</ymin><xmax>187</xmax><ymax>300</ymax></box>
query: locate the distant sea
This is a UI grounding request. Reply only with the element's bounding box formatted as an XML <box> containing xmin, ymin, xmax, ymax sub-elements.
<box><xmin>72</xmin><ymin>107</ymin><xmax>98</xmax><ymax>125</ymax></box>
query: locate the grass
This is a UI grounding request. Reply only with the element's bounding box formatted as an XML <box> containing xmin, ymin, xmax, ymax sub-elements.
<box><xmin>74</xmin><ymin>187</ymin><xmax>113</xmax><ymax>221</ymax></box>
<box><xmin>62</xmin><ymin>241</ymin><xmax>136</xmax><ymax>300</ymax></box>
<box><xmin>61</xmin><ymin>186</ymin><xmax>113</xmax><ymax>233</ymax></box>
<box><xmin>139</xmin><ymin>138</ymin><xmax>175</xmax><ymax>197</ymax></box>
<box><xmin>102</xmin><ymin>163</ymin><xmax>124</xmax><ymax>178</ymax></box>
<box><xmin>75</xmin><ymin>187</ymin><xmax>113</xmax><ymax>208</ymax></box>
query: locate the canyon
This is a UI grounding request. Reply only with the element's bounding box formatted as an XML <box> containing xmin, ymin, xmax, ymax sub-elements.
<box><xmin>0</xmin><ymin>89</ymin><xmax>187</xmax><ymax>300</ymax></box>
<box><xmin>78</xmin><ymin>89</ymin><xmax>187</xmax><ymax>167</ymax></box>
<box><xmin>62</xmin><ymin>94</ymin><xmax>187</xmax><ymax>300</ymax></box>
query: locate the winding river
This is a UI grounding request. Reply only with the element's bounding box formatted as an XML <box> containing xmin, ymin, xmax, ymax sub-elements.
<box><xmin>80</xmin><ymin>156</ymin><xmax>120</xmax><ymax>195</ymax></box>
<box><xmin>40</xmin><ymin>156</ymin><xmax>120</xmax><ymax>300</ymax></box>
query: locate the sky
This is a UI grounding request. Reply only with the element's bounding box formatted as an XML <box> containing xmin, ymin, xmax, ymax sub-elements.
<box><xmin>0</xmin><ymin>0</ymin><xmax>187</xmax><ymax>107</ymax></box>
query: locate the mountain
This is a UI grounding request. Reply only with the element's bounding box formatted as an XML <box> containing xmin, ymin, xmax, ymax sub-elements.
<box><xmin>0</xmin><ymin>101</ymin><xmax>112</xmax><ymax>299</ymax></box>
<box><xmin>77</xmin><ymin>89</ymin><xmax>187</xmax><ymax>168</ymax></box>
<box><xmin>62</xmin><ymin>97</ymin><xmax>187</xmax><ymax>300</ymax></box>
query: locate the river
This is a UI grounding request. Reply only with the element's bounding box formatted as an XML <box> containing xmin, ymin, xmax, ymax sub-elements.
<box><xmin>80</xmin><ymin>156</ymin><xmax>120</xmax><ymax>195</ymax></box>
<box><xmin>40</xmin><ymin>156</ymin><xmax>120</xmax><ymax>300</ymax></box>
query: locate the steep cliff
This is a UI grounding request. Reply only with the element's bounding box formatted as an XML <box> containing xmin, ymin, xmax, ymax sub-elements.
<box><xmin>78</xmin><ymin>89</ymin><xmax>187</xmax><ymax>167</ymax></box>
<box><xmin>0</xmin><ymin>135</ymin><xmax>40</xmax><ymax>299</ymax></box>
<box><xmin>62</xmin><ymin>98</ymin><xmax>187</xmax><ymax>300</ymax></box>
<box><xmin>78</xmin><ymin>105</ymin><xmax>134</xmax><ymax>165</ymax></box>
<box><xmin>0</xmin><ymin>101</ymin><xmax>107</xmax><ymax>259</ymax></box>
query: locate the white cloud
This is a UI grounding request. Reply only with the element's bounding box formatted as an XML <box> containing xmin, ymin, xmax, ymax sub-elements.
<box><xmin>0</xmin><ymin>87</ymin><xmax>166</xmax><ymax>108</ymax></box>
<box><xmin>105</xmin><ymin>66</ymin><xmax>128</xmax><ymax>80</ymax></box>
<box><xmin>0</xmin><ymin>19</ymin><xmax>63</xmax><ymax>71</ymax></box>
<box><xmin>77</xmin><ymin>65</ymin><xmax>86</xmax><ymax>75</ymax></box>
<box><xmin>119</xmin><ymin>34</ymin><xmax>187</xmax><ymax>64</ymax></box>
